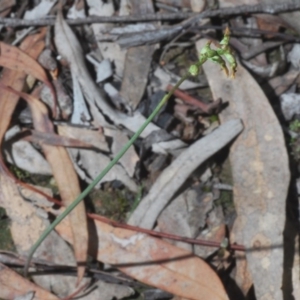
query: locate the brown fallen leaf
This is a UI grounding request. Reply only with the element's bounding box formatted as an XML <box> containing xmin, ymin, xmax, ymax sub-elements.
<box><xmin>0</xmin><ymin>29</ymin><xmax>46</xmax><ymax>148</ymax></box>
<box><xmin>0</xmin><ymin>36</ymin><xmax>56</xmax><ymax>116</ymax></box>
<box><xmin>0</xmin><ymin>263</ymin><xmax>59</xmax><ymax>300</ymax></box>
<box><xmin>197</xmin><ymin>38</ymin><xmax>290</xmax><ymax>299</ymax></box>
<box><xmin>54</xmin><ymin>212</ymin><xmax>230</xmax><ymax>300</ymax></box>
<box><xmin>0</xmin><ymin>86</ymin><xmax>88</xmax><ymax>285</ymax></box>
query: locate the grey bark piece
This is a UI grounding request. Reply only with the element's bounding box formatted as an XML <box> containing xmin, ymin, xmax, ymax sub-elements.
<box><xmin>120</xmin><ymin>0</ymin><xmax>156</xmax><ymax>110</ymax></box>
<box><xmin>128</xmin><ymin>119</ymin><xmax>243</xmax><ymax>229</ymax></box>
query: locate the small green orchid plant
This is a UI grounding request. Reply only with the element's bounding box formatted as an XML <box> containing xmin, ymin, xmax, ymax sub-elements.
<box><xmin>189</xmin><ymin>27</ymin><xmax>237</xmax><ymax>78</ymax></box>
<box><xmin>24</xmin><ymin>27</ymin><xmax>237</xmax><ymax>275</ymax></box>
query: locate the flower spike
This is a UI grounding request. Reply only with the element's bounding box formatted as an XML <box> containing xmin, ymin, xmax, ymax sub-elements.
<box><xmin>193</xmin><ymin>27</ymin><xmax>237</xmax><ymax>78</ymax></box>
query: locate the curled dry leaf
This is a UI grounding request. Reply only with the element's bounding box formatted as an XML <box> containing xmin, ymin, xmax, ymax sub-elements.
<box><xmin>0</xmin><ymin>29</ymin><xmax>46</xmax><ymax>148</ymax></box>
<box><xmin>0</xmin><ymin>41</ymin><xmax>48</xmax><ymax>84</ymax></box>
<box><xmin>54</xmin><ymin>11</ymin><xmax>186</xmax><ymax>155</ymax></box>
<box><xmin>0</xmin><ymin>34</ymin><xmax>56</xmax><ymax>116</ymax></box>
<box><xmin>128</xmin><ymin>119</ymin><xmax>243</xmax><ymax>229</ymax></box>
<box><xmin>197</xmin><ymin>38</ymin><xmax>290</xmax><ymax>299</ymax></box>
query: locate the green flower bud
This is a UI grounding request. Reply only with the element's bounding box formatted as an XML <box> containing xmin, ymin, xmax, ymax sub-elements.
<box><xmin>223</xmin><ymin>52</ymin><xmax>237</xmax><ymax>78</ymax></box>
<box><xmin>209</xmin><ymin>55</ymin><xmax>229</xmax><ymax>77</ymax></box>
<box><xmin>194</xmin><ymin>27</ymin><xmax>237</xmax><ymax>78</ymax></box>
<box><xmin>189</xmin><ymin>64</ymin><xmax>199</xmax><ymax>76</ymax></box>
<box><xmin>200</xmin><ymin>41</ymin><xmax>218</xmax><ymax>58</ymax></box>
<box><xmin>220</xmin><ymin>27</ymin><xmax>230</xmax><ymax>46</ymax></box>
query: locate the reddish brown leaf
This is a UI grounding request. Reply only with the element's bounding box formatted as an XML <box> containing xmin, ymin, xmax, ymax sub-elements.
<box><xmin>0</xmin><ymin>40</ymin><xmax>49</xmax><ymax>88</ymax></box>
<box><xmin>0</xmin><ymin>31</ymin><xmax>56</xmax><ymax>117</ymax></box>
<box><xmin>55</xmin><ymin>213</ymin><xmax>229</xmax><ymax>300</ymax></box>
<box><xmin>0</xmin><ymin>29</ymin><xmax>46</xmax><ymax>145</ymax></box>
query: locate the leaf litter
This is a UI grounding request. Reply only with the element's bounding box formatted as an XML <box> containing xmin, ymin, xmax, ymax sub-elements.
<box><xmin>0</xmin><ymin>0</ymin><xmax>299</xmax><ymax>300</ymax></box>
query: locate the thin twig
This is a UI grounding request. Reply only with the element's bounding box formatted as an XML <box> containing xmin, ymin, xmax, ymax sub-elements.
<box><xmin>0</xmin><ymin>3</ymin><xmax>299</xmax><ymax>28</ymax></box>
<box><xmin>114</xmin><ymin>3</ymin><xmax>300</xmax><ymax>48</ymax></box>
<box><xmin>0</xmin><ymin>13</ymin><xmax>192</xmax><ymax>27</ymax></box>
<box><xmin>89</xmin><ymin>213</ymin><xmax>246</xmax><ymax>252</ymax></box>
<box><xmin>166</xmin><ymin>84</ymin><xmax>222</xmax><ymax>114</ymax></box>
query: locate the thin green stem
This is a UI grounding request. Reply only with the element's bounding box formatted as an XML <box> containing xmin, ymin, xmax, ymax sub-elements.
<box><xmin>24</xmin><ymin>72</ymin><xmax>190</xmax><ymax>276</ymax></box>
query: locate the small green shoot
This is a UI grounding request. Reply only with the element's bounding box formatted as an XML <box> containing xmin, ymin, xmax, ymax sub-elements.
<box><xmin>209</xmin><ymin>114</ymin><xmax>219</xmax><ymax>123</ymax></box>
<box><xmin>24</xmin><ymin>27</ymin><xmax>237</xmax><ymax>276</ymax></box>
